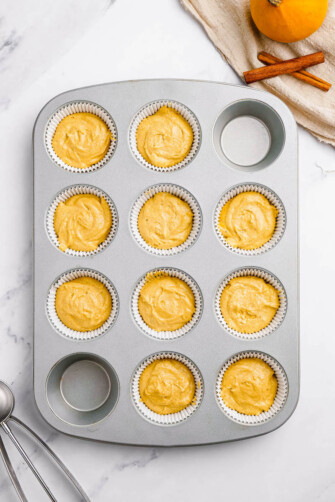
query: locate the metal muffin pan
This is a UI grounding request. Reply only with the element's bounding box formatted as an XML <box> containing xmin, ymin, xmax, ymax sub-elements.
<box><xmin>33</xmin><ymin>79</ymin><xmax>299</xmax><ymax>446</ymax></box>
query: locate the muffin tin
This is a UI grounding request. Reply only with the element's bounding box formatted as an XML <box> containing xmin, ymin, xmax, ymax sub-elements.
<box><xmin>33</xmin><ymin>79</ymin><xmax>299</xmax><ymax>446</ymax></box>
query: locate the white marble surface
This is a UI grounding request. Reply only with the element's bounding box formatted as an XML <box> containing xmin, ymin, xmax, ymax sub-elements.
<box><xmin>0</xmin><ymin>0</ymin><xmax>335</xmax><ymax>500</ymax></box>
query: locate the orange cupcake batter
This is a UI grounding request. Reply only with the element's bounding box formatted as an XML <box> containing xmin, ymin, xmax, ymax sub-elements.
<box><xmin>136</xmin><ymin>106</ymin><xmax>193</xmax><ymax>168</ymax></box>
<box><xmin>220</xmin><ymin>276</ymin><xmax>279</xmax><ymax>333</ymax></box>
<box><xmin>221</xmin><ymin>358</ymin><xmax>277</xmax><ymax>415</ymax></box>
<box><xmin>138</xmin><ymin>274</ymin><xmax>195</xmax><ymax>332</ymax></box>
<box><xmin>140</xmin><ymin>359</ymin><xmax>195</xmax><ymax>414</ymax></box>
<box><xmin>55</xmin><ymin>277</ymin><xmax>112</xmax><ymax>332</ymax></box>
<box><xmin>54</xmin><ymin>194</ymin><xmax>112</xmax><ymax>252</ymax></box>
<box><xmin>52</xmin><ymin>112</ymin><xmax>112</xmax><ymax>169</ymax></box>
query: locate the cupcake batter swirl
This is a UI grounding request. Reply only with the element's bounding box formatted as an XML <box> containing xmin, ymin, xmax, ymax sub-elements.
<box><xmin>54</xmin><ymin>194</ymin><xmax>112</xmax><ymax>251</ymax></box>
<box><xmin>139</xmin><ymin>359</ymin><xmax>195</xmax><ymax>414</ymax></box>
<box><xmin>136</xmin><ymin>106</ymin><xmax>193</xmax><ymax>168</ymax></box>
<box><xmin>52</xmin><ymin>112</ymin><xmax>112</xmax><ymax>169</ymax></box>
<box><xmin>138</xmin><ymin>192</ymin><xmax>193</xmax><ymax>249</ymax></box>
<box><xmin>138</xmin><ymin>274</ymin><xmax>195</xmax><ymax>332</ymax></box>
<box><xmin>220</xmin><ymin>276</ymin><xmax>279</xmax><ymax>334</ymax></box>
<box><xmin>218</xmin><ymin>192</ymin><xmax>278</xmax><ymax>250</ymax></box>
<box><xmin>54</xmin><ymin>194</ymin><xmax>112</xmax><ymax>252</ymax></box>
<box><xmin>220</xmin><ymin>358</ymin><xmax>278</xmax><ymax>415</ymax></box>
<box><xmin>55</xmin><ymin>277</ymin><xmax>112</xmax><ymax>332</ymax></box>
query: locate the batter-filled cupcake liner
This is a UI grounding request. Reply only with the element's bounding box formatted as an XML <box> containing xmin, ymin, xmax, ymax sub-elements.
<box><xmin>216</xmin><ymin>351</ymin><xmax>288</xmax><ymax>426</ymax></box>
<box><xmin>131</xmin><ymin>351</ymin><xmax>204</xmax><ymax>426</ymax></box>
<box><xmin>214</xmin><ymin>183</ymin><xmax>286</xmax><ymax>256</ymax></box>
<box><xmin>45</xmin><ymin>101</ymin><xmax>118</xmax><ymax>173</ymax></box>
<box><xmin>130</xmin><ymin>183</ymin><xmax>202</xmax><ymax>256</ymax></box>
<box><xmin>214</xmin><ymin>267</ymin><xmax>287</xmax><ymax>340</ymax></box>
<box><xmin>46</xmin><ymin>268</ymin><xmax>119</xmax><ymax>341</ymax></box>
<box><xmin>46</xmin><ymin>184</ymin><xmax>118</xmax><ymax>257</ymax></box>
<box><xmin>131</xmin><ymin>268</ymin><xmax>203</xmax><ymax>340</ymax></box>
<box><xmin>129</xmin><ymin>100</ymin><xmax>201</xmax><ymax>173</ymax></box>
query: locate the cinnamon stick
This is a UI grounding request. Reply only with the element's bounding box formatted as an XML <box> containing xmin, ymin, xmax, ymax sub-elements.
<box><xmin>244</xmin><ymin>52</ymin><xmax>325</xmax><ymax>84</ymax></box>
<box><xmin>258</xmin><ymin>52</ymin><xmax>331</xmax><ymax>92</ymax></box>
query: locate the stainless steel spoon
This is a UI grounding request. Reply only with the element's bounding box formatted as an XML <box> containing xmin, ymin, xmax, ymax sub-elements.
<box><xmin>0</xmin><ymin>381</ymin><xmax>90</xmax><ymax>501</ymax></box>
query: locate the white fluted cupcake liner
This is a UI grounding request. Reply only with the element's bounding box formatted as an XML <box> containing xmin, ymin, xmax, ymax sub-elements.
<box><xmin>46</xmin><ymin>268</ymin><xmax>119</xmax><ymax>341</ymax></box>
<box><xmin>46</xmin><ymin>184</ymin><xmax>118</xmax><ymax>257</ymax></box>
<box><xmin>45</xmin><ymin>101</ymin><xmax>117</xmax><ymax>173</ymax></box>
<box><xmin>130</xmin><ymin>184</ymin><xmax>202</xmax><ymax>256</ymax></box>
<box><xmin>129</xmin><ymin>100</ymin><xmax>201</xmax><ymax>172</ymax></box>
<box><xmin>131</xmin><ymin>352</ymin><xmax>203</xmax><ymax>426</ymax></box>
<box><xmin>215</xmin><ymin>267</ymin><xmax>287</xmax><ymax>340</ymax></box>
<box><xmin>131</xmin><ymin>268</ymin><xmax>203</xmax><ymax>341</ymax></box>
<box><xmin>214</xmin><ymin>183</ymin><xmax>286</xmax><ymax>256</ymax></box>
<box><xmin>216</xmin><ymin>351</ymin><xmax>288</xmax><ymax>426</ymax></box>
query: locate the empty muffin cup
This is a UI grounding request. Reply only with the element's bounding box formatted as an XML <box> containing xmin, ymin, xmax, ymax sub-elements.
<box><xmin>131</xmin><ymin>268</ymin><xmax>203</xmax><ymax>341</ymax></box>
<box><xmin>215</xmin><ymin>267</ymin><xmax>287</xmax><ymax>340</ymax></box>
<box><xmin>46</xmin><ymin>268</ymin><xmax>119</xmax><ymax>341</ymax></box>
<box><xmin>47</xmin><ymin>353</ymin><xmax>119</xmax><ymax>426</ymax></box>
<box><xmin>46</xmin><ymin>185</ymin><xmax>118</xmax><ymax>257</ymax></box>
<box><xmin>213</xmin><ymin>100</ymin><xmax>285</xmax><ymax>171</ymax></box>
<box><xmin>130</xmin><ymin>183</ymin><xmax>202</xmax><ymax>256</ymax></box>
<box><xmin>216</xmin><ymin>351</ymin><xmax>288</xmax><ymax>426</ymax></box>
<box><xmin>214</xmin><ymin>183</ymin><xmax>286</xmax><ymax>256</ymax></box>
<box><xmin>45</xmin><ymin>101</ymin><xmax>117</xmax><ymax>173</ymax></box>
<box><xmin>131</xmin><ymin>351</ymin><xmax>203</xmax><ymax>426</ymax></box>
<box><xmin>60</xmin><ymin>360</ymin><xmax>111</xmax><ymax>412</ymax></box>
<box><xmin>129</xmin><ymin>100</ymin><xmax>201</xmax><ymax>172</ymax></box>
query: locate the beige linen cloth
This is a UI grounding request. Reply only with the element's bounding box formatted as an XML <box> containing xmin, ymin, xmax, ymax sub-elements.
<box><xmin>180</xmin><ymin>0</ymin><xmax>335</xmax><ymax>146</ymax></box>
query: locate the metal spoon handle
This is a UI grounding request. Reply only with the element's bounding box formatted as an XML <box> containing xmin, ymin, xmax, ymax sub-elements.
<box><xmin>1</xmin><ymin>422</ymin><xmax>57</xmax><ymax>502</ymax></box>
<box><xmin>0</xmin><ymin>435</ymin><xmax>28</xmax><ymax>502</ymax></box>
<box><xmin>11</xmin><ymin>417</ymin><xmax>90</xmax><ymax>502</ymax></box>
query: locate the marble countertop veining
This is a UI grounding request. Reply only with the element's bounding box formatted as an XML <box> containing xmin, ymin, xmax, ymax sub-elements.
<box><xmin>0</xmin><ymin>0</ymin><xmax>335</xmax><ymax>500</ymax></box>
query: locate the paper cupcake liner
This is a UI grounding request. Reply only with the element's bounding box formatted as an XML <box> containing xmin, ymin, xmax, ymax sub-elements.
<box><xmin>131</xmin><ymin>352</ymin><xmax>204</xmax><ymax>426</ymax></box>
<box><xmin>130</xmin><ymin>184</ymin><xmax>202</xmax><ymax>256</ymax></box>
<box><xmin>46</xmin><ymin>268</ymin><xmax>119</xmax><ymax>341</ymax></box>
<box><xmin>214</xmin><ymin>183</ymin><xmax>286</xmax><ymax>256</ymax></box>
<box><xmin>215</xmin><ymin>267</ymin><xmax>287</xmax><ymax>340</ymax></box>
<box><xmin>131</xmin><ymin>268</ymin><xmax>203</xmax><ymax>341</ymax></box>
<box><xmin>216</xmin><ymin>351</ymin><xmax>288</xmax><ymax>426</ymax></box>
<box><xmin>129</xmin><ymin>100</ymin><xmax>201</xmax><ymax>172</ymax></box>
<box><xmin>45</xmin><ymin>101</ymin><xmax>117</xmax><ymax>173</ymax></box>
<box><xmin>45</xmin><ymin>184</ymin><xmax>118</xmax><ymax>257</ymax></box>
